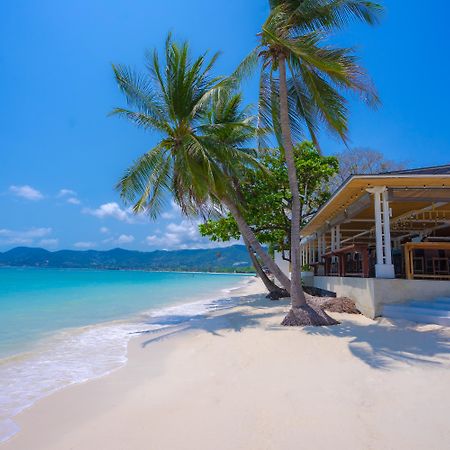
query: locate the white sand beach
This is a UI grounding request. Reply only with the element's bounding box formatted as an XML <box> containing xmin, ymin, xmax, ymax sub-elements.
<box><xmin>3</xmin><ymin>280</ymin><xmax>450</xmax><ymax>450</ymax></box>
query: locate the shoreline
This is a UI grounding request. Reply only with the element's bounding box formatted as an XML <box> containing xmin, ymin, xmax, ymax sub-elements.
<box><xmin>0</xmin><ymin>275</ymin><xmax>264</xmax><ymax>444</ymax></box>
<box><xmin>0</xmin><ymin>266</ymin><xmax>256</xmax><ymax>275</ymax></box>
<box><xmin>2</xmin><ymin>283</ymin><xmax>450</xmax><ymax>449</ymax></box>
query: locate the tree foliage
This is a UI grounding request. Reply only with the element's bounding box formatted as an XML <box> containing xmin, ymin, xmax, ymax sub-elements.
<box><xmin>112</xmin><ymin>35</ymin><xmax>260</xmax><ymax>220</ymax></box>
<box><xmin>199</xmin><ymin>141</ymin><xmax>338</xmax><ymax>254</ymax></box>
<box><xmin>234</xmin><ymin>1</ymin><xmax>382</xmax><ymax>151</ymax></box>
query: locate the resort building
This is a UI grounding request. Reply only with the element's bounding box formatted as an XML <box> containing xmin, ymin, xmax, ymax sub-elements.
<box><xmin>294</xmin><ymin>164</ymin><xmax>450</xmax><ymax>319</ymax></box>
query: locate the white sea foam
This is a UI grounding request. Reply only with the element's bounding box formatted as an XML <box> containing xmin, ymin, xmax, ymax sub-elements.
<box><xmin>0</xmin><ymin>277</ymin><xmax>259</xmax><ymax>443</ymax></box>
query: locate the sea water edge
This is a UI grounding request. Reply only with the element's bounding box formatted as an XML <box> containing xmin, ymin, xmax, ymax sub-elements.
<box><xmin>0</xmin><ymin>267</ymin><xmax>257</xmax><ymax>443</ymax></box>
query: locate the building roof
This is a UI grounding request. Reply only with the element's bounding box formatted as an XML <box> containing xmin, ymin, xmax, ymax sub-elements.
<box><xmin>301</xmin><ymin>164</ymin><xmax>450</xmax><ymax>237</ymax></box>
<box><xmin>380</xmin><ymin>164</ymin><xmax>450</xmax><ymax>176</ymax></box>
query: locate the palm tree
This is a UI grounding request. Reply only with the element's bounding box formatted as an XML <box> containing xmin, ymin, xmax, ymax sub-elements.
<box><xmin>234</xmin><ymin>1</ymin><xmax>383</xmax><ymax>325</ymax></box>
<box><xmin>111</xmin><ymin>35</ymin><xmax>291</xmax><ymax>290</ymax></box>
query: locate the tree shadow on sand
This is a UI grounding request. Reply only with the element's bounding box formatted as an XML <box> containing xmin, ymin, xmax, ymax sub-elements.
<box><xmin>136</xmin><ymin>294</ymin><xmax>287</xmax><ymax>348</ymax></box>
<box><xmin>305</xmin><ymin>320</ymin><xmax>450</xmax><ymax>370</ymax></box>
<box><xmin>132</xmin><ymin>292</ymin><xmax>450</xmax><ymax>371</ymax></box>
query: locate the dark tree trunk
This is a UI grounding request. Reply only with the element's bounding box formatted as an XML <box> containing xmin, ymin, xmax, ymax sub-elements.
<box><xmin>243</xmin><ymin>236</ymin><xmax>288</xmax><ymax>300</ymax></box>
<box><xmin>222</xmin><ymin>196</ymin><xmax>292</xmax><ymax>292</ymax></box>
<box><xmin>278</xmin><ymin>54</ymin><xmax>337</xmax><ymax>326</ymax></box>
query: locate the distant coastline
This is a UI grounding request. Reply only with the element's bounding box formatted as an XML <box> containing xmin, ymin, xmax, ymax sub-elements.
<box><xmin>0</xmin><ymin>245</ymin><xmax>255</xmax><ymax>274</ymax></box>
<box><xmin>0</xmin><ymin>266</ymin><xmax>256</xmax><ymax>275</ymax></box>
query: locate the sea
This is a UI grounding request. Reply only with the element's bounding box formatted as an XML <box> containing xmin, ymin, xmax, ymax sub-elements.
<box><xmin>0</xmin><ymin>267</ymin><xmax>257</xmax><ymax>442</ymax></box>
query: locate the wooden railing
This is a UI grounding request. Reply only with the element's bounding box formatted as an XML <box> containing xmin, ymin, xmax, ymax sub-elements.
<box><xmin>404</xmin><ymin>242</ymin><xmax>450</xmax><ymax>280</ymax></box>
<box><xmin>322</xmin><ymin>244</ymin><xmax>370</xmax><ymax>278</ymax></box>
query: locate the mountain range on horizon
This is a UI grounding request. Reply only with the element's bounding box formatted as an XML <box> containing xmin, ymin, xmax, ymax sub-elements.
<box><xmin>0</xmin><ymin>245</ymin><xmax>254</xmax><ymax>273</ymax></box>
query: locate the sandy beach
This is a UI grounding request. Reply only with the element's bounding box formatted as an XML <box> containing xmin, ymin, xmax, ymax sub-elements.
<box><xmin>3</xmin><ymin>279</ymin><xmax>450</xmax><ymax>450</ymax></box>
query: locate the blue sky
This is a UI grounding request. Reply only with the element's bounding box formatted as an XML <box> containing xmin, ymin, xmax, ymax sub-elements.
<box><xmin>1</xmin><ymin>0</ymin><xmax>449</xmax><ymax>252</ymax></box>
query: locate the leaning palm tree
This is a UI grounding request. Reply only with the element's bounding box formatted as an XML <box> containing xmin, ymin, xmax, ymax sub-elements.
<box><xmin>111</xmin><ymin>35</ymin><xmax>291</xmax><ymax>290</ymax></box>
<box><xmin>234</xmin><ymin>1</ymin><xmax>383</xmax><ymax>325</ymax></box>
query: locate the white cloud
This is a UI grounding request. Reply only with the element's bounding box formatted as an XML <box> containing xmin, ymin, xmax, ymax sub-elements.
<box><xmin>161</xmin><ymin>201</ymin><xmax>182</xmax><ymax>220</ymax></box>
<box><xmin>38</xmin><ymin>238</ymin><xmax>59</xmax><ymax>247</ymax></box>
<box><xmin>0</xmin><ymin>227</ymin><xmax>52</xmax><ymax>246</ymax></box>
<box><xmin>58</xmin><ymin>188</ymin><xmax>81</xmax><ymax>205</ymax></box>
<box><xmin>74</xmin><ymin>241</ymin><xmax>96</xmax><ymax>249</ymax></box>
<box><xmin>67</xmin><ymin>197</ymin><xmax>81</xmax><ymax>205</ymax></box>
<box><xmin>58</xmin><ymin>189</ymin><xmax>76</xmax><ymax>197</ymax></box>
<box><xmin>102</xmin><ymin>233</ymin><xmax>135</xmax><ymax>246</ymax></box>
<box><xmin>9</xmin><ymin>185</ymin><xmax>43</xmax><ymax>201</ymax></box>
<box><xmin>99</xmin><ymin>227</ymin><xmax>110</xmax><ymax>234</ymax></box>
<box><xmin>145</xmin><ymin>220</ymin><xmax>237</xmax><ymax>250</ymax></box>
<box><xmin>83</xmin><ymin>202</ymin><xmax>135</xmax><ymax>223</ymax></box>
<box><xmin>116</xmin><ymin>234</ymin><xmax>135</xmax><ymax>245</ymax></box>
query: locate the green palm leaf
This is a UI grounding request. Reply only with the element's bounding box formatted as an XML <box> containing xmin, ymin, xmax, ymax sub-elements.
<box><xmin>112</xmin><ymin>34</ymin><xmax>261</xmax><ymax>219</ymax></box>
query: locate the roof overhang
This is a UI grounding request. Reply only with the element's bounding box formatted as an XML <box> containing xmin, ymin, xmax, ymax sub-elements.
<box><xmin>301</xmin><ymin>174</ymin><xmax>450</xmax><ymax>237</ymax></box>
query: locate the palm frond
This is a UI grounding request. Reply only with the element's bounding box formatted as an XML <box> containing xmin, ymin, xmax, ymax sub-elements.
<box><xmin>116</xmin><ymin>145</ymin><xmax>171</xmax><ymax>218</ymax></box>
<box><xmin>109</xmin><ymin>108</ymin><xmax>173</xmax><ymax>134</ymax></box>
<box><xmin>290</xmin><ymin>0</ymin><xmax>383</xmax><ymax>31</ymax></box>
<box><xmin>111</xmin><ymin>64</ymin><xmax>165</xmax><ymax>118</ymax></box>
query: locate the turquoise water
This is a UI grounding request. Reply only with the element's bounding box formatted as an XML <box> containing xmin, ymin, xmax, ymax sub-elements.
<box><xmin>0</xmin><ymin>268</ymin><xmax>255</xmax><ymax>442</ymax></box>
<box><xmin>0</xmin><ymin>268</ymin><xmax>250</xmax><ymax>358</ymax></box>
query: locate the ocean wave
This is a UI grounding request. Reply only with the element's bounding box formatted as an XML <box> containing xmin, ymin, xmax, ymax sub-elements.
<box><xmin>0</xmin><ymin>277</ymin><xmax>258</xmax><ymax>443</ymax></box>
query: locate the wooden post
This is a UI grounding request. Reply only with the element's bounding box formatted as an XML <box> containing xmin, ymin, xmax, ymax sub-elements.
<box><xmin>362</xmin><ymin>248</ymin><xmax>369</xmax><ymax>278</ymax></box>
<box><xmin>339</xmin><ymin>254</ymin><xmax>345</xmax><ymax>277</ymax></box>
<box><xmin>404</xmin><ymin>244</ymin><xmax>413</xmax><ymax>280</ymax></box>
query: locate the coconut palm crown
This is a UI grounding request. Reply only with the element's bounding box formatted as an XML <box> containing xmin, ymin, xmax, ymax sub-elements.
<box><xmin>236</xmin><ymin>1</ymin><xmax>383</xmax><ymax>149</ymax></box>
<box><xmin>111</xmin><ymin>35</ymin><xmax>259</xmax><ymax>220</ymax></box>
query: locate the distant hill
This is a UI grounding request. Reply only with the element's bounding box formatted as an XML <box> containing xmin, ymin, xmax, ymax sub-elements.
<box><xmin>0</xmin><ymin>245</ymin><xmax>254</xmax><ymax>273</ymax></box>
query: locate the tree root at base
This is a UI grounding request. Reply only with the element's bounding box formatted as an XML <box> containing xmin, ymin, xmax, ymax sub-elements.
<box><xmin>281</xmin><ymin>304</ymin><xmax>339</xmax><ymax>327</ymax></box>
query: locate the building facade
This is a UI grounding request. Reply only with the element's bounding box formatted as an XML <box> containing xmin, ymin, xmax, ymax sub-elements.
<box><xmin>297</xmin><ymin>165</ymin><xmax>450</xmax><ymax>317</ymax></box>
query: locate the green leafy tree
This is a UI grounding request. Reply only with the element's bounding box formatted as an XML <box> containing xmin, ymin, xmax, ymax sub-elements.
<box><xmin>200</xmin><ymin>141</ymin><xmax>338</xmax><ymax>250</ymax></box>
<box><xmin>200</xmin><ymin>142</ymin><xmax>338</xmax><ymax>295</ymax></box>
<box><xmin>233</xmin><ymin>0</ymin><xmax>383</xmax><ymax>325</ymax></box>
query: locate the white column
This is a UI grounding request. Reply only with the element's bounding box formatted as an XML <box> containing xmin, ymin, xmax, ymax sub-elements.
<box><xmin>373</xmin><ymin>189</ymin><xmax>383</xmax><ymax>265</ymax></box>
<box><xmin>382</xmin><ymin>190</ymin><xmax>393</xmax><ymax>266</ymax></box>
<box><xmin>367</xmin><ymin>186</ymin><xmax>395</xmax><ymax>279</ymax></box>
<box><xmin>336</xmin><ymin>225</ymin><xmax>341</xmax><ymax>250</ymax></box>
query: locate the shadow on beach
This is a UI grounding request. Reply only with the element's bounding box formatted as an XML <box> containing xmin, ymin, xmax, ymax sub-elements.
<box><xmin>135</xmin><ymin>293</ymin><xmax>450</xmax><ymax>371</ymax></box>
<box><xmin>136</xmin><ymin>294</ymin><xmax>284</xmax><ymax>343</ymax></box>
<box><xmin>305</xmin><ymin>321</ymin><xmax>450</xmax><ymax>370</ymax></box>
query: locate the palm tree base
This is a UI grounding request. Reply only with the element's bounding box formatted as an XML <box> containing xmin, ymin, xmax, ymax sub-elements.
<box><xmin>266</xmin><ymin>289</ymin><xmax>290</xmax><ymax>301</ymax></box>
<box><xmin>281</xmin><ymin>304</ymin><xmax>339</xmax><ymax>327</ymax></box>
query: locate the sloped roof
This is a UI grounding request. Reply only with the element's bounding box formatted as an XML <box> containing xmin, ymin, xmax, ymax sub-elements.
<box><xmin>301</xmin><ymin>164</ymin><xmax>450</xmax><ymax>236</ymax></box>
<box><xmin>380</xmin><ymin>164</ymin><xmax>450</xmax><ymax>176</ymax></box>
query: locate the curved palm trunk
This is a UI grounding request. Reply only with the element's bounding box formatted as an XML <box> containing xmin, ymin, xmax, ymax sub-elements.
<box><xmin>278</xmin><ymin>54</ymin><xmax>307</xmax><ymax>308</ymax></box>
<box><xmin>222</xmin><ymin>196</ymin><xmax>292</xmax><ymax>291</ymax></box>
<box><xmin>278</xmin><ymin>54</ymin><xmax>338</xmax><ymax>326</ymax></box>
<box><xmin>242</xmin><ymin>236</ymin><xmax>288</xmax><ymax>299</ymax></box>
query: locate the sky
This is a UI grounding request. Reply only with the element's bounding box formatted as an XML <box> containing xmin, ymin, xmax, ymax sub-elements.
<box><xmin>1</xmin><ymin>0</ymin><xmax>449</xmax><ymax>252</ymax></box>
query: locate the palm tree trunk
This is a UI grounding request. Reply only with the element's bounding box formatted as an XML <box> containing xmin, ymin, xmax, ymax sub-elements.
<box><xmin>222</xmin><ymin>196</ymin><xmax>292</xmax><ymax>291</ymax></box>
<box><xmin>242</xmin><ymin>236</ymin><xmax>287</xmax><ymax>298</ymax></box>
<box><xmin>278</xmin><ymin>54</ymin><xmax>307</xmax><ymax>308</ymax></box>
<box><xmin>277</xmin><ymin>54</ymin><xmax>339</xmax><ymax>327</ymax></box>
